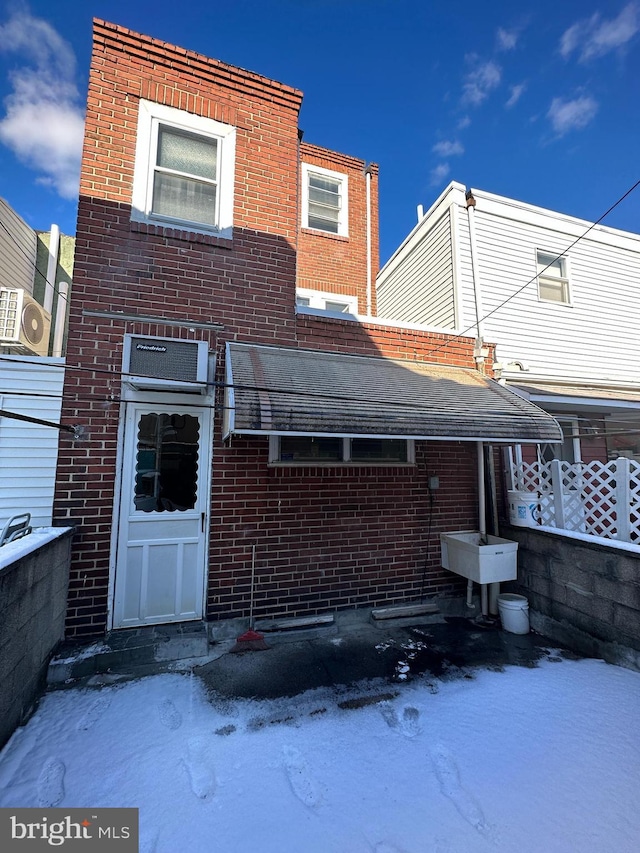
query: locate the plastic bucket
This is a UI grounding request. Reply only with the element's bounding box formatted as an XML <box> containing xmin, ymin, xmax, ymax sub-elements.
<box><xmin>507</xmin><ymin>490</ymin><xmax>539</xmax><ymax>527</ymax></box>
<box><xmin>498</xmin><ymin>593</ymin><xmax>530</xmax><ymax>634</ymax></box>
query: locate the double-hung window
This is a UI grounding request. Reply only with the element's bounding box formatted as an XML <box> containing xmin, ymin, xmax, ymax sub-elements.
<box><xmin>536</xmin><ymin>251</ymin><xmax>570</xmax><ymax>304</ymax></box>
<box><xmin>132</xmin><ymin>100</ymin><xmax>236</xmax><ymax>238</ymax></box>
<box><xmin>301</xmin><ymin>163</ymin><xmax>348</xmax><ymax>237</ymax></box>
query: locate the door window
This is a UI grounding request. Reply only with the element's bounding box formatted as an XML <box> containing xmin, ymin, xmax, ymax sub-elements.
<box><xmin>134</xmin><ymin>413</ymin><xmax>200</xmax><ymax>512</ymax></box>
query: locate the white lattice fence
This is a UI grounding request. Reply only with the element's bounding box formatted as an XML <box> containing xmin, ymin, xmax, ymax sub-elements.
<box><xmin>509</xmin><ymin>457</ymin><xmax>640</xmax><ymax>543</ymax></box>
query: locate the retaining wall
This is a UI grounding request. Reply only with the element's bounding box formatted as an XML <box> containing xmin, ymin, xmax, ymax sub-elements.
<box><xmin>0</xmin><ymin>528</ymin><xmax>73</xmax><ymax>748</ymax></box>
<box><xmin>503</xmin><ymin>523</ymin><xmax>640</xmax><ymax>671</ymax></box>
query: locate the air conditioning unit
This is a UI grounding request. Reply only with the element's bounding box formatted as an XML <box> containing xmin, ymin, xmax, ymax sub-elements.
<box><xmin>123</xmin><ymin>334</ymin><xmax>210</xmax><ymax>392</ymax></box>
<box><xmin>0</xmin><ymin>288</ymin><xmax>51</xmax><ymax>356</ymax></box>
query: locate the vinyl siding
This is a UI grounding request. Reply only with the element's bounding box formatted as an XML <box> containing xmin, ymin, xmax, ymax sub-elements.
<box><xmin>471</xmin><ymin>208</ymin><xmax>640</xmax><ymax>382</ymax></box>
<box><xmin>377</xmin><ymin>208</ymin><xmax>456</xmax><ymax>328</ymax></box>
<box><xmin>0</xmin><ymin>357</ymin><xmax>64</xmax><ymax>530</ymax></box>
<box><xmin>0</xmin><ymin>198</ymin><xmax>36</xmax><ymax>295</ymax></box>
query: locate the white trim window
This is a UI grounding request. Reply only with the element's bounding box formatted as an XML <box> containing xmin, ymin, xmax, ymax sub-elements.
<box><xmin>131</xmin><ymin>100</ymin><xmax>236</xmax><ymax>238</ymax></box>
<box><xmin>536</xmin><ymin>250</ymin><xmax>570</xmax><ymax>304</ymax></box>
<box><xmin>301</xmin><ymin>163</ymin><xmax>348</xmax><ymax>236</ymax></box>
<box><xmin>296</xmin><ymin>288</ymin><xmax>358</xmax><ymax>315</ymax></box>
<box><xmin>269</xmin><ymin>435</ymin><xmax>414</xmax><ymax>465</ymax></box>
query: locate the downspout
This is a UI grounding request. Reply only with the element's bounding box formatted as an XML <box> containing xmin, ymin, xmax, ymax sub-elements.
<box><xmin>52</xmin><ymin>280</ymin><xmax>69</xmax><ymax>357</ymax></box>
<box><xmin>477</xmin><ymin>440</ymin><xmax>489</xmax><ymax>616</ymax></box>
<box><xmin>465</xmin><ymin>190</ymin><xmax>486</xmax><ymax>374</ymax></box>
<box><xmin>43</xmin><ymin>223</ymin><xmax>59</xmax><ymax>316</ymax></box>
<box><xmin>365</xmin><ymin>164</ymin><xmax>373</xmax><ymax>317</ymax></box>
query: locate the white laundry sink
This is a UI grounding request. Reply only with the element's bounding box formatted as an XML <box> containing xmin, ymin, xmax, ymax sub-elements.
<box><xmin>440</xmin><ymin>531</ymin><xmax>518</xmax><ymax>584</ymax></box>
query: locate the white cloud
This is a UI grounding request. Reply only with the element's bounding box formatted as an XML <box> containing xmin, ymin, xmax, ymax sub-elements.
<box><xmin>505</xmin><ymin>83</ymin><xmax>526</xmax><ymax>108</ymax></box>
<box><xmin>547</xmin><ymin>95</ymin><xmax>599</xmax><ymax>135</ymax></box>
<box><xmin>0</xmin><ymin>10</ymin><xmax>84</xmax><ymax>199</ymax></box>
<box><xmin>461</xmin><ymin>59</ymin><xmax>502</xmax><ymax>106</ymax></box>
<box><xmin>429</xmin><ymin>163</ymin><xmax>450</xmax><ymax>186</ymax></box>
<box><xmin>432</xmin><ymin>140</ymin><xmax>464</xmax><ymax>157</ymax></box>
<box><xmin>560</xmin><ymin>3</ymin><xmax>640</xmax><ymax>62</ymax></box>
<box><xmin>457</xmin><ymin>115</ymin><xmax>472</xmax><ymax>130</ymax></box>
<box><xmin>497</xmin><ymin>27</ymin><xmax>519</xmax><ymax>51</ymax></box>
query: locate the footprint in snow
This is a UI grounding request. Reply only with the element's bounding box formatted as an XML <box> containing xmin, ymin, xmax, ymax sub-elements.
<box><xmin>429</xmin><ymin>743</ymin><xmax>487</xmax><ymax>832</ymax></box>
<box><xmin>282</xmin><ymin>745</ymin><xmax>321</xmax><ymax>807</ymax></box>
<box><xmin>184</xmin><ymin>737</ymin><xmax>217</xmax><ymax>799</ymax></box>
<box><xmin>76</xmin><ymin>694</ymin><xmax>111</xmax><ymax>731</ymax></box>
<box><xmin>37</xmin><ymin>758</ymin><xmax>66</xmax><ymax>807</ymax></box>
<box><xmin>158</xmin><ymin>699</ymin><xmax>182</xmax><ymax>730</ymax></box>
<box><xmin>379</xmin><ymin>703</ymin><xmax>421</xmax><ymax>738</ymax></box>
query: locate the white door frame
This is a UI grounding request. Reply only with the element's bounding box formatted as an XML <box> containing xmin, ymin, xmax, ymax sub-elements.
<box><xmin>108</xmin><ymin>388</ymin><xmax>214</xmax><ymax>630</ymax></box>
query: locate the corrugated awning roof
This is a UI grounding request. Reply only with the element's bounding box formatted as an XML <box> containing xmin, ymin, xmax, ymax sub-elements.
<box><xmin>224</xmin><ymin>343</ymin><xmax>562</xmax><ymax>444</ymax></box>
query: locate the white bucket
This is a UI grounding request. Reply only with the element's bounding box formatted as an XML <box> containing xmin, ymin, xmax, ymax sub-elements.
<box><xmin>507</xmin><ymin>490</ymin><xmax>539</xmax><ymax>527</ymax></box>
<box><xmin>497</xmin><ymin>593</ymin><xmax>530</xmax><ymax>634</ymax></box>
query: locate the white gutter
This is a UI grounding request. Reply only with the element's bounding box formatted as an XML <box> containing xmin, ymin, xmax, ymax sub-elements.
<box><xmin>365</xmin><ymin>165</ymin><xmax>373</xmax><ymax>316</ymax></box>
<box><xmin>52</xmin><ymin>280</ymin><xmax>69</xmax><ymax>357</ymax></box>
<box><xmin>43</xmin><ymin>223</ymin><xmax>59</xmax><ymax>316</ymax></box>
<box><xmin>465</xmin><ymin>191</ymin><xmax>486</xmax><ymax>372</ymax></box>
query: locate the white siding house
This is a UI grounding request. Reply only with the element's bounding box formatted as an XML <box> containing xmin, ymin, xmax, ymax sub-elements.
<box><xmin>377</xmin><ymin>182</ymin><xmax>640</xmax><ymax>465</ymax></box>
<box><xmin>0</xmin><ymin>357</ymin><xmax>65</xmax><ymax>531</ymax></box>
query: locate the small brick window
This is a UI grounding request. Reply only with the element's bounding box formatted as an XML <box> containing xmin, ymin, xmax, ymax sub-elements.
<box><xmin>301</xmin><ymin>163</ymin><xmax>348</xmax><ymax>237</ymax></box>
<box><xmin>270</xmin><ymin>435</ymin><xmax>413</xmax><ymax>465</ymax></box>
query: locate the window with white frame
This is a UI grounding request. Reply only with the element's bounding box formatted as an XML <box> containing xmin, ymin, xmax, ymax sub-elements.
<box><xmin>296</xmin><ymin>288</ymin><xmax>358</xmax><ymax>314</ymax></box>
<box><xmin>536</xmin><ymin>251</ymin><xmax>570</xmax><ymax>304</ymax></box>
<box><xmin>269</xmin><ymin>435</ymin><xmax>414</xmax><ymax>465</ymax></box>
<box><xmin>131</xmin><ymin>100</ymin><xmax>236</xmax><ymax>238</ymax></box>
<box><xmin>301</xmin><ymin>163</ymin><xmax>348</xmax><ymax>236</ymax></box>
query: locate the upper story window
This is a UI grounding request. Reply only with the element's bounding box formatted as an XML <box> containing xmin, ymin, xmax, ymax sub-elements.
<box><xmin>296</xmin><ymin>288</ymin><xmax>358</xmax><ymax>315</ymax></box>
<box><xmin>131</xmin><ymin>100</ymin><xmax>236</xmax><ymax>239</ymax></box>
<box><xmin>536</xmin><ymin>251</ymin><xmax>570</xmax><ymax>304</ymax></box>
<box><xmin>301</xmin><ymin>163</ymin><xmax>348</xmax><ymax>237</ymax></box>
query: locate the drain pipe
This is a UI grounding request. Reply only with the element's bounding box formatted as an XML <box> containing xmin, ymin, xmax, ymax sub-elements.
<box><xmin>477</xmin><ymin>440</ymin><xmax>489</xmax><ymax>616</ymax></box>
<box><xmin>365</xmin><ymin>164</ymin><xmax>373</xmax><ymax>316</ymax></box>
<box><xmin>465</xmin><ymin>190</ymin><xmax>486</xmax><ymax>374</ymax></box>
<box><xmin>43</xmin><ymin>223</ymin><xmax>59</xmax><ymax>316</ymax></box>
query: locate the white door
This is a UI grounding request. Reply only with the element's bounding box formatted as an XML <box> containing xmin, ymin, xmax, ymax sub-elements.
<box><xmin>113</xmin><ymin>403</ymin><xmax>211</xmax><ymax>628</ymax></box>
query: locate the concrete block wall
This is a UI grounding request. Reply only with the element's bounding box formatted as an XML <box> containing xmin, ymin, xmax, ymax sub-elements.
<box><xmin>0</xmin><ymin>530</ymin><xmax>73</xmax><ymax>749</ymax></box>
<box><xmin>503</xmin><ymin>524</ymin><xmax>640</xmax><ymax>670</ymax></box>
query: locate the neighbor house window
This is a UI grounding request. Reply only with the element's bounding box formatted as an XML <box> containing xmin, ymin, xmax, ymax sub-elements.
<box><xmin>301</xmin><ymin>163</ymin><xmax>348</xmax><ymax>237</ymax></box>
<box><xmin>537</xmin><ymin>251</ymin><xmax>570</xmax><ymax>304</ymax></box>
<box><xmin>269</xmin><ymin>436</ymin><xmax>414</xmax><ymax>465</ymax></box>
<box><xmin>131</xmin><ymin>100</ymin><xmax>236</xmax><ymax>238</ymax></box>
<box><xmin>296</xmin><ymin>288</ymin><xmax>358</xmax><ymax>314</ymax></box>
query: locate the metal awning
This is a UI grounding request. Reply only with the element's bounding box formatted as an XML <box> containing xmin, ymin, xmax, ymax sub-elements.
<box><xmin>224</xmin><ymin>343</ymin><xmax>563</xmax><ymax>444</ymax></box>
<box><xmin>510</xmin><ymin>381</ymin><xmax>640</xmax><ymax>412</ymax></box>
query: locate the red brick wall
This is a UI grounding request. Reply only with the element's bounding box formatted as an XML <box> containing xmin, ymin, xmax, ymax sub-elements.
<box><xmin>208</xmin><ymin>437</ymin><xmax>478</xmax><ymax>620</ymax></box>
<box><xmin>55</xmin><ymin>20</ymin><xmax>304</xmax><ymax>636</ymax></box>
<box><xmin>298</xmin><ymin>143</ymin><xmax>379</xmax><ymax>314</ymax></box>
<box><xmin>55</xmin><ymin>20</ymin><xmax>489</xmax><ymax>637</ymax></box>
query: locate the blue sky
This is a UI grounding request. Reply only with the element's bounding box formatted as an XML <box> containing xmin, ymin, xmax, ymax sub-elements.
<box><xmin>0</xmin><ymin>0</ymin><xmax>638</xmax><ymax>264</ymax></box>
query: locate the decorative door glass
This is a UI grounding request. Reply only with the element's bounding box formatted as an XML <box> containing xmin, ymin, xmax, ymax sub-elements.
<box><xmin>134</xmin><ymin>413</ymin><xmax>200</xmax><ymax>512</ymax></box>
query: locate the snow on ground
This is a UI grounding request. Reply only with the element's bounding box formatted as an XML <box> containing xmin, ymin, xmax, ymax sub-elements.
<box><xmin>0</xmin><ymin>658</ymin><xmax>639</xmax><ymax>852</ymax></box>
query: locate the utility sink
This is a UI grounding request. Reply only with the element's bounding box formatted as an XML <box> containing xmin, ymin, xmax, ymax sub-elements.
<box><xmin>440</xmin><ymin>531</ymin><xmax>518</xmax><ymax>584</ymax></box>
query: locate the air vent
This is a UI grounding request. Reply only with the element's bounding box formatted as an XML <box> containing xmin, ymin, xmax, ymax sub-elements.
<box><xmin>123</xmin><ymin>335</ymin><xmax>209</xmax><ymax>392</ymax></box>
<box><xmin>0</xmin><ymin>288</ymin><xmax>51</xmax><ymax>356</ymax></box>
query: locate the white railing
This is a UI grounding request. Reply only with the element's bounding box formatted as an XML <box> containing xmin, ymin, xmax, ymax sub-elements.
<box><xmin>507</xmin><ymin>455</ymin><xmax>640</xmax><ymax>543</ymax></box>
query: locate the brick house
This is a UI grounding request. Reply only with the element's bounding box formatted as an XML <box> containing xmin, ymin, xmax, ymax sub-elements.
<box><xmin>53</xmin><ymin>20</ymin><xmax>559</xmax><ymax>638</ymax></box>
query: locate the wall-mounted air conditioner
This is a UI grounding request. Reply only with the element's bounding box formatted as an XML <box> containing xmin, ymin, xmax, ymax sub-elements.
<box><xmin>0</xmin><ymin>288</ymin><xmax>51</xmax><ymax>356</ymax></box>
<box><xmin>122</xmin><ymin>334</ymin><xmax>210</xmax><ymax>392</ymax></box>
